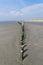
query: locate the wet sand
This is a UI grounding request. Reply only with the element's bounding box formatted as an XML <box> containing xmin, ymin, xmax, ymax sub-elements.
<box><xmin>23</xmin><ymin>22</ymin><xmax>43</xmax><ymax>65</ymax></box>
<box><xmin>0</xmin><ymin>22</ymin><xmax>22</xmax><ymax>65</ymax></box>
<box><xmin>0</xmin><ymin>22</ymin><xmax>43</xmax><ymax>65</ymax></box>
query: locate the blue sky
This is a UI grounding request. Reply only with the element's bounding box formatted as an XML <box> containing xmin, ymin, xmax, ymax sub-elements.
<box><xmin>0</xmin><ymin>0</ymin><xmax>43</xmax><ymax>21</ymax></box>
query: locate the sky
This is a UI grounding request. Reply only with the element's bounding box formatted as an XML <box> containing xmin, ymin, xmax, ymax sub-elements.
<box><xmin>0</xmin><ymin>0</ymin><xmax>43</xmax><ymax>21</ymax></box>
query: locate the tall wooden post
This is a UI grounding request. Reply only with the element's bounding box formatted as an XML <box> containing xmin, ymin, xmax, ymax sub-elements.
<box><xmin>18</xmin><ymin>22</ymin><xmax>27</xmax><ymax>65</ymax></box>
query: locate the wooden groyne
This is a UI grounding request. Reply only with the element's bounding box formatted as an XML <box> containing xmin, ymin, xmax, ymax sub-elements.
<box><xmin>18</xmin><ymin>22</ymin><xmax>28</xmax><ymax>65</ymax></box>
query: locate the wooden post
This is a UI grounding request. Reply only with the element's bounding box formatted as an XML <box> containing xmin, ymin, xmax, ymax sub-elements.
<box><xmin>20</xmin><ymin>22</ymin><xmax>24</xmax><ymax>65</ymax></box>
<box><xmin>20</xmin><ymin>22</ymin><xmax>25</xmax><ymax>65</ymax></box>
<box><xmin>18</xmin><ymin>22</ymin><xmax>28</xmax><ymax>65</ymax></box>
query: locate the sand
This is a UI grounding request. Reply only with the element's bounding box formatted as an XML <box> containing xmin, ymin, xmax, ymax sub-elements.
<box><xmin>23</xmin><ymin>22</ymin><xmax>43</xmax><ymax>65</ymax></box>
<box><xmin>0</xmin><ymin>22</ymin><xmax>43</xmax><ymax>65</ymax></box>
<box><xmin>0</xmin><ymin>22</ymin><xmax>22</xmax><ymax>65</ymax></box>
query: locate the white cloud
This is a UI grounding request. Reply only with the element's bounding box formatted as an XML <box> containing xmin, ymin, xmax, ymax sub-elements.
<box><xmin>0</xmin><ymin>3</ymin><xmax>43</xmax><ymax>20</ymax></box>
<box><xmin>9</xmin><ymin>10</ymin><xmax>23</xmax><ymax>17</ymax></box>
<box><xmin>20</xmin><ymin>3</ymin><xmax>43</xmax><ymax>15</ymax></box>
<box><xmin>20</xmin><ymin>3</ymin><xmax>43</xmax><ymax>20</ymax></box>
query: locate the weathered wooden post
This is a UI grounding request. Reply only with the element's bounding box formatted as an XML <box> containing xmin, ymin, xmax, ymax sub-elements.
<box><xmin>21</xmin><ymin>22</ymin><xmax>24</xmax><ymax>60</ymax></box>
<box><xmin>18</xmin><ymin>22</ymin><xmax>24</xmax><ymax>65</ymax></box>
<box><xmin>18</xmin><ymin>22</ymin><xmax>28</xmax><ymax>65</ymax></box>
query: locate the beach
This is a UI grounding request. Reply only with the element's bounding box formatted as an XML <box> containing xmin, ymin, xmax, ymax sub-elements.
<box><xmin>23</xmin><ymin>22</ymin><xmax>43</xmax><ymax>65</ymax></box>
<box><xmin>0</xmin><ymin>22</ymin><xmax>22</xmax><ymax>65</ymax></box>
<box><xmin>0</xmin><ymin>22</ymin><xmax>43</xmax><ymax>65</ymax></box>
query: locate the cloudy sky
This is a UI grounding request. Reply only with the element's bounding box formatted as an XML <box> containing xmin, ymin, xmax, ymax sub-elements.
<box><xmin>0</xmin><ymin>0</ymin><xmax>43</xmax><ymax>21</ymax></box>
